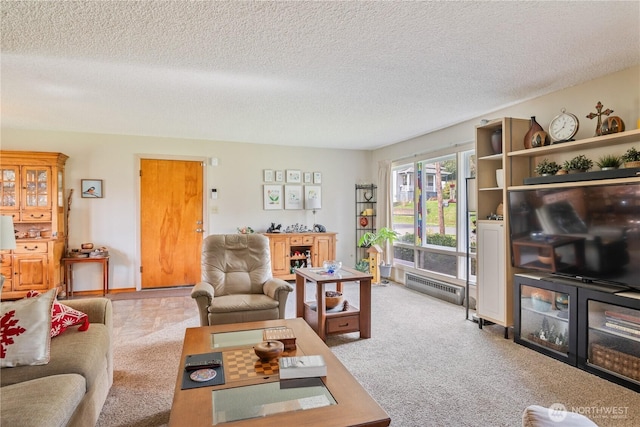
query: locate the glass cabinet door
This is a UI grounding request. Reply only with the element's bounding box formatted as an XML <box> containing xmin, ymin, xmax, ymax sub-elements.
<box><xmin>520</xmin><ymin>285</ymin><xmax>571</xmax><ymax>355</ymax></box>
<box><xmin>582</xmin><ymin>295</ymin><xmax>640</xmax><ymax>389</ymax></box>
<box><xmin>22</xmin><ymin>166</ymin><xmax>50</xmax><ymax>208</ymax></box>
<box><xmin>1</xmin><ymin>166</ymin><xmax>18</xmax><ymax>208</ymax></box>
<box><xmin>514</xmin><ymin>274</ymin><xmax>578</xmax><ymax>365</ymax></box>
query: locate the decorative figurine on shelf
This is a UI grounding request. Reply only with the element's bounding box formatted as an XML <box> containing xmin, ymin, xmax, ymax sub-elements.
<box><xmin>237</xmin><ymin>226</ymin><xmax>254</xmax><ymax>234</ymax></box>
<box><xmin>600</xmin><ymin>115</ymin><xmax>625</xmax><ymax>135</ymax></box>
<box><xmin>586</xmin><ymin>101</ymin><xmax>614</xmax><ymax>136</ymax></box>
<box><xmin>285</xmin><ymin>223</ymin><xmax>309</xmax><ymax>233</ymax></box>
<box><xmin>266</xmin><ymin>223</ymin><xmax>282</xmax><ymax>233</ymax></box>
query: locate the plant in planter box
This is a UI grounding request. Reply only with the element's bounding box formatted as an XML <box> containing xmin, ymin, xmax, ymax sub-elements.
<box><xmin>354</xmin><ymin>259</ymin><xmax>370</xmax><ymax>273</ymax></box>
<box><xmin>621</xmin><ymin>147</ymin><xmax>640</xmax><ymax>168</ymax></box>
<box><xmin>534</xmin><ymin>158</ymin><xmax>561</xmax><ymax>176</ymax></box>
<box><xmin>563</xmin><ymin>154</ymin><xmax>593</xmax><ymax>173</ymax></box>
<box><xmin>358</xmin><ymin>227</ymin><xmax>399</xmax><ymax>278</ymax></box>
<box><xmin>595</xmin><ymin>154</ymin><xmax>622</xmax><ymax>170</ymax></box>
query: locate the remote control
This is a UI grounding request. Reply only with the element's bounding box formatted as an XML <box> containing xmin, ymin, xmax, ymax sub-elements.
<box><xmin>184</xmin><ymin>359</ymin><xmax>223</xmax><ymax>371</ymax></box>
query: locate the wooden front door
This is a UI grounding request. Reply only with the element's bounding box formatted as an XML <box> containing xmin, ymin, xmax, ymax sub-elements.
<box><xmin>140</xmin><ymin>159</ymin><xmax>203</xmax><ymax>289</ymax></box>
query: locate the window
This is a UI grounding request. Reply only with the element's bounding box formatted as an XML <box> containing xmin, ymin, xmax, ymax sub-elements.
<box><xmin>391</xmin><ymin>147</ymin><xmax>475</xmax><ymax>283</ymax></box>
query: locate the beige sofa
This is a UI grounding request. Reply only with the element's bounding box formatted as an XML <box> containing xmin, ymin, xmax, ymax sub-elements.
<box><xmin>1</xmin><ymin>298</ymin><xmax>113</xmax><ymax>427</ymax></box>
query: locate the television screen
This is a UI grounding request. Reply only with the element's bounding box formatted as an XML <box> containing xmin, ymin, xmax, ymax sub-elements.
<box><xmin>507</xmin><ymin>181</ymin><xmax>640</xmax><ymax>291</ymax></box>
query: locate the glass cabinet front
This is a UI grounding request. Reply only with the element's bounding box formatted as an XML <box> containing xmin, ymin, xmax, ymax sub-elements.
<box><xmin>583</xmin><ymin>297</ymin><xmax>640</xmax><ymax>387</ymax></box>
<box><xmin>520</xmin><ymin>284</ymin><xmax>571</xmax><ymax>355</ymax></box>
<box><xmin>514</xmin><ymin>275</ymin><xmax>578</xmax><ymax>365</ymax></box>
<box><xmin>23</xmin><ymin>166</ymin><xmax>50</xmax><ymax>208</ymax></box>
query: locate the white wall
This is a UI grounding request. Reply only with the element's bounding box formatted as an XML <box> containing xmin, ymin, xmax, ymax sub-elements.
<box><xmin>0</xmin><ymin>131</ymin><xmax>373</xmax><ymax>291</ymax></box>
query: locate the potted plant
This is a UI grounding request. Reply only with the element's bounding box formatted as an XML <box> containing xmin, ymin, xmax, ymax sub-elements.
<box><xmin>563</xmin><ymin>154</ymin><xmax>593</xmax><ymax>173</ymax></box>
<box><xmin>354</xmin><ymin>259</ymin><xmax>370</xmax><ymax>273</ymax></box>
<box><xmin>534</xmin><ymin>158</ymin><xmax>561</xmax><ymax>176</ymax></box>
<box><xmin>595</xmin><ymin>154</ymin><xmax>622</xmax><ymax>170</ymax></box>
<box><xmin>621</xmin><ymin>147</ymin><xmax>640</xmax><ymax>168</ymax></box>
<box><xmin>358</xmin><ymin>227</ymin><xmax>399</xmax><ymax>279</ymax></box>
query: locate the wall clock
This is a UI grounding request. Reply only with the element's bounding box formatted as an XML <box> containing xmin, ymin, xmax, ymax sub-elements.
<box><xmin>548</xmin><ymin>108</ymin><xmax>579</xmax><ymax>143</ymax></box>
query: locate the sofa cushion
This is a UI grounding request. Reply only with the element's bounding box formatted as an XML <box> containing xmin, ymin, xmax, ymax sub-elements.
<box><xmin>523</xmin><ymin>405</ymin><xmax>598</xmax><ymax>427</ymax></box>
<box><xmin>26</xmin><ymin>290</ymin><xmax>90</xmax><ymax>337</ymax></box>
<box><xmin>1</xmin><ymin>374</ymin><xmax>85</xmax><ymax>427</ymax></box>
<box><xmin>0</xmin><ymin>323</ymin><xmax>109</xmax><ymax>389</ymax></box>
<box><xmin>208</xmin><ymin>293</ymin><xmax>279</xmax><ymax>313</ymax></box>
<box><xmin>0</xmin><ymin>288</ymin><xmax>56</xmax><ymax>367</ymax></box>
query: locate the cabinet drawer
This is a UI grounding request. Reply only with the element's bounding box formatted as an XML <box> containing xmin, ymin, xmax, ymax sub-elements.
<box><xmin>326</xmin><ymin>314</ymin><xmax>360</xmax><ymax>334</ymax></box>
<box><xmin>289</xmin><ymin>236</ymin><xmax>303</xmax><ymax>244</ymax></box>
<box><xmin>302</xmin><ymin>236</ymin><xmax>314</xmax><ymax>244</ymax></box>
<box><xmin>0</xmin><ymin>211</ymin><xmax>19</xmax><ymax>221</ymax></box>
<box><xmin>14</xmin><ymin>242</ymin><xmax>48</xmax><ymax>253</ymax></box>
<box><xmin>1</xmin><ymin>252</ymin><xmax>12</xmax><ymax>267</ymax></box>
<box><xmin>1</xmin><ymin>272</ymin><xmax>11</xmax><ymax>292</ymax></box>
<box><xmin>21</xmin><ymin>210</ymin><xmax>52</xmax><ymax>221</ymax></box>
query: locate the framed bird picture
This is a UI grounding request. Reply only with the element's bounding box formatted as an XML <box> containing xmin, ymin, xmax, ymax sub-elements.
<box><xmin>81</xmin><ymin>179</ymin><xmax>104</xmax><ymax>198</ymax></box>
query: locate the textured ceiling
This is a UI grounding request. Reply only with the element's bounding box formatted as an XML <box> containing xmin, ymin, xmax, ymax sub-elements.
<box><xmin>1</xmin><ymin>1</ymin><xmax>639</xmax><ymax>150</ymax></box>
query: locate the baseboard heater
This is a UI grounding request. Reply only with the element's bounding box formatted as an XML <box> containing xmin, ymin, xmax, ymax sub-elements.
<box><xmin>405</xmin><ymin>273</ymin><xmax>465</xmax><ymax>305</ymax></box>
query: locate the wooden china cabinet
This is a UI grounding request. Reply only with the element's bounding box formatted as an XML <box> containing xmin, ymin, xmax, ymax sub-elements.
<box><xmin>0</xmin><ymin>150</ymin><xmax>68</xmax><ymax>299</ymax></box>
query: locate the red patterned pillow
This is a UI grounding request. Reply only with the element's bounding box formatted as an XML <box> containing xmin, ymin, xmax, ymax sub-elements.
<box><xmin>26</xmin><ymin>291</ymin><xmax>90</xmax><ymax>337</ymax></box>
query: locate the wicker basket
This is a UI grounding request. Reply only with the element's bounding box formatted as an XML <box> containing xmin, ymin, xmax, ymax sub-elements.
<box><xmin>591</xmin><ymin>343</ymin><xmax>640</xmax><ymax>382</ymax></box>
<box><xmin>623</xmin><ymin>161</ymin><xmax>640</xmax><ymax>169</ymax></box>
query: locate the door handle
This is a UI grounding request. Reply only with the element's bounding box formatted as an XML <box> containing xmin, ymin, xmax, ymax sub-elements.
<box><xmin>195</xmin><ymin>228</ymin><xmax>204</xmax><ymax>233</ymax></box>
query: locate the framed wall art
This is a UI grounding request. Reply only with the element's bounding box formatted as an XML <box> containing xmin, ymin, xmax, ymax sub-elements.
<box><xmin>263</xmin><ymin>169</ymin><xmax>274</xmax><ymax>182</ymax></box>
<box><xmin>305</xmin><ymin>185</ymin><xmax>321</xmax><ymax>209</ymax></box>
<box><xmin>313</xmin><ymin>172</ymin><xmax>322</xmax><ymax>184</ymax></box>
<box><xmin>81</xmin><ymin>179</ymin><xmax>103</xmax><ymax>198</ymax></box>
<box><xmin>304</xmin><ymin>172</ymin><xmax>312</xmax><ymax>183</ymax></box>
<box><xmin>263</xmin><ymin>185</ymin><xmax>283</xmax><ymax>210</ymax></box>
<box><xmin>275</xmin><ymin>170</ymin><xmax>284</xmax><ymax>182</ymax></box>
<box><xmin>286</xmin><ymin>169</ymin><xmax>301</xmax><ymax>183</ymax></box>
<box><xmin>284</xmin><ymin>185</ymin><xmax>303</xmax><ymax>210</ymax></box>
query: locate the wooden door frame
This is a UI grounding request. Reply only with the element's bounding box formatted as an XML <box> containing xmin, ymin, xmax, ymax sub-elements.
<box><xmin>134</xmin><ymin>154</ymin><xmax>209</xmax><ymax>291</ymax></box>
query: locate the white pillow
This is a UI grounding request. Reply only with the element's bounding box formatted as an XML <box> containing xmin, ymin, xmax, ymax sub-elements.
<box><xmin>1</xmin><ymin>288</ymin><xmax>57</xmax><ymax>367</ymax></box>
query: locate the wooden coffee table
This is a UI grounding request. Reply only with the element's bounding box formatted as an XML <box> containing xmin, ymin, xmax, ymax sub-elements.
<box><xmin>169</xmin><ymin>318</ymin><xmax>390</xmax><ymax>427</ymax></box>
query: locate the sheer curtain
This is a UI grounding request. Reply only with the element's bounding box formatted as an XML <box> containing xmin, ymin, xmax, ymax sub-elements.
<box><xmin>377</xmin><ymin>160</ymin><xmax>392</xmax><ymax>264</ymax></box>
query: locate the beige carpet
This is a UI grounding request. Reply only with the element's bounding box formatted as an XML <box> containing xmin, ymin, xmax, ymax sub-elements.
<box><xmin>97</xmin><ymin>283</ymin><xmax>640</xmax><ymax>426</ymax></box>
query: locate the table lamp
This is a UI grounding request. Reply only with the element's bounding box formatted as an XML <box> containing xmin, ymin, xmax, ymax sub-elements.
<box><xmin>306</xmin><ymin>194</ymin><xmax>321</xmax><ymax>227</ymax></box>
<box><xmin>0</xmin><ymin>215</ymin><xmax>17</xmax><ymax>290</ymax></box>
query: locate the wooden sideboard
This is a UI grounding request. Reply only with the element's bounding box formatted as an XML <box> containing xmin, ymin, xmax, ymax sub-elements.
<box><xmin>264</xmin><ymin>232</ymin><xmax>336</xmax><ymax>280</ymax></box>
<box><xmin>1</xmin><ymin>151</ymin><xmax>68</xmax><ymax>299</ymax></box>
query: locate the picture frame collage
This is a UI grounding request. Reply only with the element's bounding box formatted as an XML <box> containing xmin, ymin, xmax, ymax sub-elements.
<box><xmin>263</xmin><ymin>169</ymin><xmax>321</xmax><ymax>210</ymax></box>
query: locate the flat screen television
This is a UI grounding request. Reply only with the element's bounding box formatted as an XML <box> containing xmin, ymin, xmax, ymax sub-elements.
<box><xmin>507</xmin><ymin>181</ymin><xmax>640</xmax><ymax>291</ymax></box>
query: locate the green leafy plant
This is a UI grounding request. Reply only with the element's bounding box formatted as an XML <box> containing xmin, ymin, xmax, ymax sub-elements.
<box><xmin>621</xmin><ymin>147</ymin><xmax>640</xmax><ymax>163</ymax></box>
<box><xmin>358</xmin><ymin>227</ymin><xmax>399</xmax><ymax>266</ymax></box>
<box><xmin>595</xmin><ymin>154</ymin><xmax>622</xmax><ymax>169</ymax></box>
<box><xmin>354</xmin><ymin>259</ymin><xmax>370</xmax><ymax>273</ymax></box>
<box><xmin>534</xmin><ymin>158</ymin><xmax>561</xmax><ymax>176</ymax></box>
<box><xmin>563</xmin><ymin>154</ymin><xmax>593</xmax><ymax>172</ymax></box>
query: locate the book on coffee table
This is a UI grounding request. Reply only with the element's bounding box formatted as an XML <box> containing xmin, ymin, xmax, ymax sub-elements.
<box><xmin>279</xmin><ymin>355</ymin><xmax>327</xmax><ymax>379</ymax></box>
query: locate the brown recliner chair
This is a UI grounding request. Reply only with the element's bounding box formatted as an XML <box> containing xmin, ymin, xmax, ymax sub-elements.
<box><xmin>191</xmin><ymin>234</ymin><xmax>293</xmax><ymax>326</ymax></box>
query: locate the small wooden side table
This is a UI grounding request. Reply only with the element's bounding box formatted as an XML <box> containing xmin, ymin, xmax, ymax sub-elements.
<box><xmin>295</xmin><ymin>266</ymin><xmax>373</xmax><ymax>341</ymax></box>
<box><xmin>62</xmin><ymin>256</ymin><xmax>110</xmax><ymax>297</ymax></box>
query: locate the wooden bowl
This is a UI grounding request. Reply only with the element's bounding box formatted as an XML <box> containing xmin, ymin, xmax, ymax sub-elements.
<box><xmin>325</xmin><ymin>291</ymin><xmax>343</xmax><ymax>309</ymax></box>
<box><xmin>254</xmin><ymin>341</ymin><xmax>284</xmax><ymax>361</ymax></box>
<box><xmin>537</xmin><ymin>254</ymin><xmax>560</xmax><ymax>265</ymax></box>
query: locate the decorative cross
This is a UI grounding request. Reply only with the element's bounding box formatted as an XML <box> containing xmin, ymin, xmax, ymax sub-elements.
<box><xmin>586</xmin><ymin>101</ymin><xmax>614</xmax><ymax>136</ymax></box>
